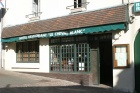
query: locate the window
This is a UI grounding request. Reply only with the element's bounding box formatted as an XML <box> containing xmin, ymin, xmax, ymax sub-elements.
<box><xmin>50</xmin><ymin>43</ymin><xmax>91</xmax><ymax>72</ymax></box>
<box><xmin>74</xmin><ymin>0</ymin><xmax>81</xmax><ymax>8</ymax></box>
<box><xmin>74</xmin><ymin>0</ymin><xmax>86</xmax><ymax>8</ymax></box>
<box><xmin>33</xmin><ymin>0</ymin><xmax>40</xmax><ymax>16</ymax></box>
<box><xmin>16</xmin><ymin>40</ymin><xmax>39</xmax><ymax>63</ymax></box>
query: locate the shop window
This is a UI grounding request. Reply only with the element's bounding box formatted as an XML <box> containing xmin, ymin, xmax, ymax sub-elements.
<box><xmin>50</xmin><ymin>43</ymin><xmax>90</xmax><ymax>72</ymax></box>
<box><xmin>16</xmin><ymin>40</ymin><xmax>39</xmax><ymax>63</ymax></box>
<box><xmin>113</xmin><ymin>44</ymin><xmax>130</xmax><ymax>68</ymax></box>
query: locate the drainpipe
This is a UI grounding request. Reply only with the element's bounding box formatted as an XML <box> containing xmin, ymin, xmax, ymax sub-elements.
<box><xmin>0</xmin><ymin>8</ymin><xmax>2</xmax><ymax>69</ymax></box>
<box><xmin>0</xmin><ymin>0</ymin><xmax>7</xmax><ymax>69</ymax></box>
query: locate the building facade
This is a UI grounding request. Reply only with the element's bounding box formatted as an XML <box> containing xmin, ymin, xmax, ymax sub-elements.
<box><xmin>1</xmin><ymin>0</ymin><xmax>140</xmax><ymax>92</ymax></box>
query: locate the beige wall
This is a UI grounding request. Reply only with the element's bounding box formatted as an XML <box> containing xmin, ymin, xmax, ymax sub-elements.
<box><xmin>112</xmin><ymin>28</ymin><xmax>135</xmax><ymax>92</ymax></box>
<box><xmin>39</xmin><ymin>38</ymin><xmax>50</xmax><ymax>72</ymax></box>
<box><xmin>111</xmin><ymin>4</ymin><xmax>138</xmax><ymax>92</ymax></box>
<box><xmin>4</xmin><ymin>39</ymin><xmax>50</xmax><ymax>73</ymax></box>
<box><xmin>4</xmin><ymin>0</ymin><xmax>124</xmax><ymax>27</ymax></box>
<box><xmin>4</xmin><ymin>42</ymin><xmax>16</xmax><ymax>70</ymax></box>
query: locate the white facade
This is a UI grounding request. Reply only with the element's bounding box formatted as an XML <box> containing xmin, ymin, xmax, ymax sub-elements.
<box><xmin>2</xmin><ymin>0</ymin><xmax>140</xmax><ymax>92</ymax></box>
<box><xmin>3</xmin><ymin>0</ymin><xmax>129</xmax><ymax>27</ymax></box>
<box><xmin>4</xmin><ymin>39</ymin><xmax>50</xmax><ymax>73</ymax></box>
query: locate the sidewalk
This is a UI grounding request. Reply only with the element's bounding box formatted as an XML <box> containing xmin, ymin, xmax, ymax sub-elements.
<box><xmin>0</xmin><ymin>70</ymin><xmax>79</xmax><ymax>88</ymax></box>
<box><xmin>0</xmin><ymin>70</ymin><xmax>130</xmax><ymax>93</ymax></box>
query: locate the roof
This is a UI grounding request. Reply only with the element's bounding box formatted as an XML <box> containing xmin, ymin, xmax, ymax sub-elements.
<box><xmin>2</xmin><ymin>5</ymin><xmax>128</xmax><ymax>38</ymax></box>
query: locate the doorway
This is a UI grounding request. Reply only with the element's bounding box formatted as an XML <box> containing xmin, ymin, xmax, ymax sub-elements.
<box><xmin>99</xmin><ymin>40</ymin><xmax>113</xmax><ymax>86</ymax></box>
<box><xmin>134</xmin><ymin>31</ymin><xmax>140</xmax><ymax>93</ymax></box>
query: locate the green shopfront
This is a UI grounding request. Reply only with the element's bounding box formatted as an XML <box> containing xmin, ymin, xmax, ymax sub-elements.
<box><xmin>2</xmin><ymin>23</ymin><xmax>126</xmax><ymax>86</ymax></box>
<box><xmin>1</xmin><ymin>5</ymin><xmax>129</xmax><ymax>87</ymax></box>
<box><xmin>1</xmin><ymin>23</ymin><xmax>125</xmax><ymax>42</ymax></box>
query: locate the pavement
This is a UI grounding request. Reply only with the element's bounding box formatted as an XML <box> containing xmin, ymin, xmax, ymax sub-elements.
<box><xmin>0</xmin><ymin>70</ymin><xmax>131</xmax><ymax>93</ymax></box>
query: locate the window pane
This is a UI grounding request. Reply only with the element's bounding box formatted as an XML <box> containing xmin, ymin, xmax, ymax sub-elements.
<box><xmin>74</xmin><ymin>0</ymin><xmax>77</xmax><ymax>8</ymax></box>
<box><xmin>16</xmin><ymin>42</ymin><xmax>23</xmax><ymax>62</ymax></box>
<box><xmin>50</xmin><ymin>46</ymin><xmax>60</xmax><ymax>71</ymax></box>
<box><xmin>78</xmin><ymin>0</ymin><xmax>82</xmax><ymax>7</ymax></box>
<box><xmin>50</xmin><ymin>43</ymin><xmax>90</xmax><ymax>73</ymax></box>
<box><xmin>16</xmin><ymin>40</ymin><xmax>39</xmax><ymax>63</ymax></box>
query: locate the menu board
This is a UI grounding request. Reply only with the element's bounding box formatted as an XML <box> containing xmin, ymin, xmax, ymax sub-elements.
<box><xmin>114</xmin><ymin>44</ymin><xmax>130</xmax><ymax>68</ymax></box>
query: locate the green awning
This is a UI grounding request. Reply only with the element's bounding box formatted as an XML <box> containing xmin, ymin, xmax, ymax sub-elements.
<box><xmin>1</xmin><ymin>23</ymin><xmax>126</xmax><ymax>42</ymax></box>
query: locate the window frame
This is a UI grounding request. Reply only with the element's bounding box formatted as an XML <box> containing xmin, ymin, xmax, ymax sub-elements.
<box><xmin>74</xmin><ymin>0</ymin><xmax>82</xmax><ymax>8</ymax></box>
<box><xmin>32</xmin><ymin>0</ymin><xmax>40</xmax><ymax>16</ymax></box>
<box><xmin>113</xmin><ymin>44</ymin><xmax>130</xmax><ymax>68</ymax></box>
<box><xmin>16</xmin><ymin>40</ymin><xmax>39</xmax><ymax>63</ymax></box>
<box><xmin>50</xmin><ymin>43</ymin><xmax>91</xmax><ymax>73</ymax></box>
<box><xmin>73</xmin><ymin>0</ymin><xmax>87</xmax><ymax>8</ymax></box>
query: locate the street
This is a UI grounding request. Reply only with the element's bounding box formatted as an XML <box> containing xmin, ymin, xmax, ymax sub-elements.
<box><xmin>0</xmin><ymin>70</ymin><xmax>130</xmax><ymax>93</ymax></box>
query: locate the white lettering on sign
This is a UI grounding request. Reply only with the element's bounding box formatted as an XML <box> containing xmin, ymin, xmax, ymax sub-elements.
<box><xmin>55</xmin><ymin>32</ymin><xmax>69</xmax><ymax>36</ymax></box>
<box><xmin>28</xmin><ymin>33</ymin><xmax>46</xmax><ymax>39</ymax></box>
<box><xmin>70</xmin><ymin>29</ymin><xmax>85</xmax><ymax>35</ymax></box>
<box><xmin>19</xmin><ymin>36</ymin><xmax>27</xmax><ymax>40</ymax></box>
<box><xmin>135</xmin><ymin>2</ymin><xmax>140</xmax><ymax>12</ymax></box>
<box><xmin>48</xmin><ymin>33</ymin><xmax>53</xmax><ymax>37</ymax></box>
<box><xmin>18</xmin><ymin>28</ymin><xmax>86</xmax><ymax>41</ymax></box>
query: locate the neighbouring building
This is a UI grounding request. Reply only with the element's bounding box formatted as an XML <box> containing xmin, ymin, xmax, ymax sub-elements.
<box><xmin>1</xmin><ymin>0</ymin><xmax>140</xmax><ymax>92</ymax></box>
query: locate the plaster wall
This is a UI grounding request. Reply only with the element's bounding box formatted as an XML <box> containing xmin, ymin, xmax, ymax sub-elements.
<box><xmin>4</xmin><ymin>39</ymin><xmax>50</xmax><ymax>73</ymax></box>
<box><xmin>111</xmin><ymin>4</ymin><xmax>140</xmax><ymax>92</ymax></box>
<box><xmin>3</xmin><ymin>0</ymin><xmax>124</xmax><ymax>27</ymax></box>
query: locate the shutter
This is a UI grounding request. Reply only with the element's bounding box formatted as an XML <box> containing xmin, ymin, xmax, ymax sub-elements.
<box><xmin>38</xmin><ymin>0</ymin><xmax>40</xmax><ymax>13</ymax></box>
<box><xmin>32</xmin><ymin>0</ymin><xmax>38</xmax><ymax>14</ymax></box>
<box><xmin>82</xmin><ymin>0</ymin><xmax>86</xmax><ymax>8</ymax></box>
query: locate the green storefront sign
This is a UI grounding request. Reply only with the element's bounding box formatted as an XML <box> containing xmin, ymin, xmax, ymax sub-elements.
<box><xmin>1</xmin><ymin>23</ymin><xmax>126</xmax><ymax>42</ymax></box>
<box><xmin>134</xmin><ymin>2</ymin><xmax>140</xmax><ymax>12</ymax></box>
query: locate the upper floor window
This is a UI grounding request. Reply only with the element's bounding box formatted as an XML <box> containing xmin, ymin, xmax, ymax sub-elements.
<box><xmin>16</xmin><ymin>40</ymin><xmax>39</xmax><ymax>63</ymax></box>
<box><xmin>74</xmin><ymin>0</ymin><xmax>81</xmax><ymax>8</ymax></box>
<box><xmin>74</xmin><ymin>0</ymin><xmax>86</xmax><ymax>8</ymax></box>
<box><xmin>33</xmin><ymin>0</ymin><xmax>40</xmax><ymax>16</ymax></box>
<box><xmin>26</xmin><ymin>0</ymin><xmax>41</xmax><ymax>21</ymax></box>
<box><xmin>66</xmin><ymin>0</ymin><xmax>88</xmax><ymax>13</ymax></box>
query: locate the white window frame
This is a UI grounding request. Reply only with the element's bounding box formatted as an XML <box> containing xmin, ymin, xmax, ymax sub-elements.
<box><xmin>74</xmin><ymin>0</ymin><xmax>87</xmax><ymax>8</ymax></box>
<box><xmin>74</xmin><ymin>0</ymin><xmax>81</xmax><ymax>8</ymax></box>
<box><xmin>32</xmin><ymin>0</ymin><xmax>40</xmax><ymax>16</ymax></box>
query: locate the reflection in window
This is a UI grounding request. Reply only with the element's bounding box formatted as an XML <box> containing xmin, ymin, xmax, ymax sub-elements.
<box><xmin>16</xmin><ymin>40</ymin><xmax>39</xmax><ymax>63</ymax></box>
<box><xmin>50</xmin><ymin>43</ymin><xmax>90</xmax><ymax>72</ymax></box>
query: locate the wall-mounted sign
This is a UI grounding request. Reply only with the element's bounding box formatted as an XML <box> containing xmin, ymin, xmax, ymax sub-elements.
<box><xmin>1</xmin><ymin>23</ymin><xmax>125</xmax><ymax>42</ymax></box>
<box><xmin>113</xmin><ymin>44</ymin><xmax>130</xmax><ymax>68</ymax></box>
<box><xmin>134</xmin><ymin>2</ymin><xmax>140</xmax><ymax>12</ymax></box>
<box><xmin>18</xmin><ymin>29</ymin><xmax>85</xmax><ymax>41</ymax></box>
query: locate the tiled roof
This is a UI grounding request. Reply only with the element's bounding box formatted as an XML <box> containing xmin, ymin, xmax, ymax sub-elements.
<box><xmin>2</xmin><ymin>5</ymin><xmax>128</xmax><ymax>38</ymax></box>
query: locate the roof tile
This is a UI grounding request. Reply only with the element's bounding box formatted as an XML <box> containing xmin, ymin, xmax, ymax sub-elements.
<box><xmin>2</xmin><ymin>5</ymin><xmax>128</xmax><ymax>38</ymax></box>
